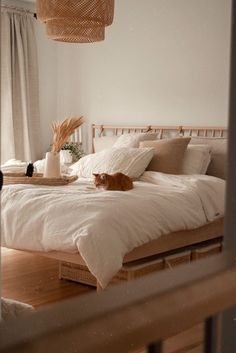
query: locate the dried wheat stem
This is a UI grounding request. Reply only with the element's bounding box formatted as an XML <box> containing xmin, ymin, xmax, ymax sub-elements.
<box><xmin>51</xmin><ymin>116</ymin><xmax>85</xmax><ymax>153</ymax></box>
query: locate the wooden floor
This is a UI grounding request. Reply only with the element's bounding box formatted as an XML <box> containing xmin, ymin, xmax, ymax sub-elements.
<box><xmin>1</xmin><ymin>248</ymin><xmax>94</xmax><ymax>308</ymax></box>
<box><xmin>1</xmin><ymin>248</ymin><xmax>203</xmax><ymax>353</ymax></box>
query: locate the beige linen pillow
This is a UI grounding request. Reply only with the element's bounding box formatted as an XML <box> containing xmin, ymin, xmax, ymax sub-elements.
<box><xmin>182</xmin><ymin>145</ymin><xmax>212</xmax><ymax>175</ymax></box>
<box><xmin>190</xmin><ymin>137</ymin><xmax>227</xmax><ymax>179</ymax></box>
<box><xmin>140</xmin><ymin>137</ymin><xmax>191</xmax><ymax>174</ymax></box>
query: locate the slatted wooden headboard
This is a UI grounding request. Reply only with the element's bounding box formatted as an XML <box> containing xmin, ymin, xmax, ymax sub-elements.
<box><xmin>92</xmin><ymin>124</ymin><xmax>227</xmax><ymax>151</ymax></box>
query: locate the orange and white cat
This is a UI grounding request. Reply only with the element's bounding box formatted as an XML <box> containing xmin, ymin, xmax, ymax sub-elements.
<box><xmin>93</xmin><ymin>172</ymin><xmax>133</xmax><ymax>191</ymax></box>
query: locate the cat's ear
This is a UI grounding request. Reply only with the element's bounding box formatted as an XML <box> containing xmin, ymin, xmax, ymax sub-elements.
<box><xmin>100</xmin><ymin>174</ymin><xmax>107</xmax><ymax>181</ymax></box>
<box><xmin>93</xmin><ymin>173</ymin><xmax>99</xmax><ymax>177</ymax></box>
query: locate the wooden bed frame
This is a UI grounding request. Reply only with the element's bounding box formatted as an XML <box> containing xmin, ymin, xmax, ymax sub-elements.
<box><xmin>4</xmin><ymin>124</ymin><xmax>228</xmax><ymax>290</ymax></box>
<box><xmin>92</xmin><ymin>124</ymin><xmax>227</xmax><ymax>151</ymax></box>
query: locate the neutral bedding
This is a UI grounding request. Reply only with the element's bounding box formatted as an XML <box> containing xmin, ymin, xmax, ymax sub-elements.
<box><xmin>1</xmin><ymin>172</ymin><xmax>225</xmax><ymax>288</ymax></box>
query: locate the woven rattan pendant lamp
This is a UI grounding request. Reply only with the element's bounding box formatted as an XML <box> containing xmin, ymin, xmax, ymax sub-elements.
<box><xmin>46</xmin><ymin>19</ymin><xmax>105</xmax><ymax>43</ymax></box>
<box><xmin>36</xmin><ymin>0</ymin><xmax>114</xmax><ymax>43</ymax></box>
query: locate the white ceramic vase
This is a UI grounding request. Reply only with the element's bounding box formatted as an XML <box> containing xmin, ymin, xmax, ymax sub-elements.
<box><xmin>44</xmin><ymin>152</ymin><xmax>61</xmax><ymax>178</ymax></box>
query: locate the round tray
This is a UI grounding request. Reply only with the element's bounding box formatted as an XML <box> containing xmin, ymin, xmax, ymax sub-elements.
<box><xmin>3</xmin><ymin>172</ymin><xmax>78</xmax><ymax>186</ymax></box>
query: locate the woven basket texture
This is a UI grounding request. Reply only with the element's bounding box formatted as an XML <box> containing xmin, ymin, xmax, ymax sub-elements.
<box><xmin>37</xmin><ymin>0</ymin><xmax>114</xmax><ymax>42</ymax></box>
<box><xmin>37</xmin><ymin>0</ymin><xmax>114</xmax><ymax>26</ymax></box>
<box><xmin>3</xmin><ymin>173</ymin><xmax>78</xmax><ymax>186</ymax></box>
<box><xmin>46</xmin><ymin>19</ymin><xmax>105</xmax><ymax>42</ymax></box>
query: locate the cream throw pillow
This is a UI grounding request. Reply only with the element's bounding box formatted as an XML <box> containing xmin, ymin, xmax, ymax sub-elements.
<box><xmin>70</xmin><ymin>147</ymin><xmax>154</xmax><ymax>178</ymax></box>
<box><xmin>113</xmin><ymin>132</ymin><xmax>158</xmax><ymax>148</ymax></box>
<box><xmin>190</xmin><ymin>137</ymin><xmax>227</xmax><ymax>179</ymax></box>
<box><xmin>182</xmin><ymin>145</ymin><xmax>212</xmax><ymax>175</ymax></box>
<box><xmin>93</xmin><ymin>136</ymin><xmax>119</xmax><ymax>152</ymax></box>
<box><xmin>140</xmin><ymin>137</ymin><xmax>191</xmax><ymax>174</ymax></box>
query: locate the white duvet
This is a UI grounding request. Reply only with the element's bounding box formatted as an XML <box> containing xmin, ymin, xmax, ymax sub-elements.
<box><xmin>1</xmin><ymin>172</ymin><xmax>225</xmax><ymax>288</ymax></box>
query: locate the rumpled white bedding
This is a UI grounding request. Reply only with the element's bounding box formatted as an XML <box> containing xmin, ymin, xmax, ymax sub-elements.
<box><xmin>1</xmin><ymin>159</ymin><xmax>27</xmax><ymax>173</ymax></box>
<box><xmin>1</xmin><ymin>172</ymin><xmax>225</xmax><ymax>288</ymax></box>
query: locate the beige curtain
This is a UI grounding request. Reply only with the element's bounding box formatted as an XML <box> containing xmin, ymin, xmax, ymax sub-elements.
<box><xmin>1</xmin><ymin>9</ymin><xmax>42</xmax><ymax>164</ymax></box>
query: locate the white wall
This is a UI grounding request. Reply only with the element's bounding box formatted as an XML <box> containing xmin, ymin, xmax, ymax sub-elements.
<box><xmin>6</xmin><ymin>0</ymin><xmax>232</xmax><ymax>154</ymax></box>
<box><xmin>55</xmin><ymin>0</ymin><xmax>231</xmax><ymax>151</ymax></box>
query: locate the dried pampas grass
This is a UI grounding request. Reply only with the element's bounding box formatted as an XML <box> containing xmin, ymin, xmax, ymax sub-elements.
<box><xmin>51</xmin><ymin>116</ymin><xmax>85</xmax><ymax>153</ymax></box>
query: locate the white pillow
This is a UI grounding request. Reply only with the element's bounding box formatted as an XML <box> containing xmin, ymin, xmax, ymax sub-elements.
<box><xmin>113</xmin><ymin>132</ymin><xmax>158</xmax><ymax>148</ymax></box>
<box><xmin>182</xmin><ymin>145</ymin><xmax>212</xmax><ymax>175</ymax></box>
<box><xmin>93</xmin><ymin>136</ymin><xmax>119</xmax><ymax>153</ymax></box>
<box><xmin>70</xmin><ymin>147</ymin><xmax>154</xmax><ymax>178</ymax></box>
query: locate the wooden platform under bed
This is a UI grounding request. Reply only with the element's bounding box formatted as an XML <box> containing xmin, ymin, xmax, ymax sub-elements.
<box><xmin>59</xmin><ymin>241</ymin><xmax>222</xmax><ymax>289</ymax></box>
<box><xmin>34</xmin><ymin>217</ymin><xmax>224</xmax><ymax>290</ymax></box>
